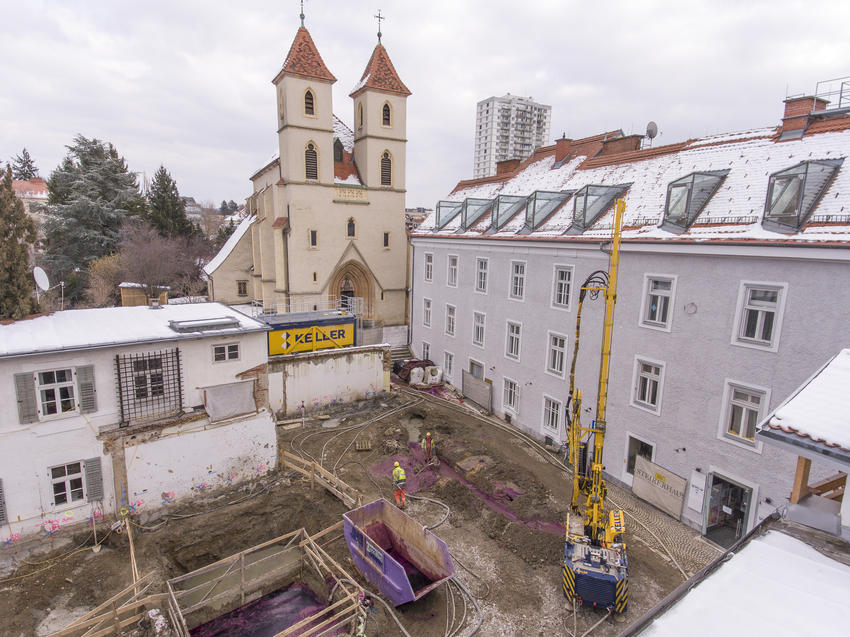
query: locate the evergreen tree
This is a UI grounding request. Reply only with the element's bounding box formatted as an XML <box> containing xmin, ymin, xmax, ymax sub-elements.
<box><xmin>0</xmin><ymin>166</ymin><xmax>38</xmax><ymax>319</ymax></box>
<box><xmin>227</xmin><ymin>199</ymin><xmax>238</xmax><ymax>212</ymax></box>
<box><xmin>219</xmin><ymin>200</ymin><xmax>228</xmax><ymax>213</ymax></box>
<box><xmin>43</xmin><ymin>135</ymin><xmax>146</xmax><ymax>305</ymax></box>
<box><xmin>146</xmin><ymin>165</ymin><xmax>194</xmax><ymax>238</ymax></box>
<box><xmin>12</xmin><ymin>148</ymin><xmax>39</xmax><ymax>180</ymax></box>
<box><xmin>213</xmin><ymin>218</ymin><xmax>236</xmax><ymax>251</ymax></box>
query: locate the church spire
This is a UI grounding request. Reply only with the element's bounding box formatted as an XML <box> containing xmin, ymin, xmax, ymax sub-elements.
<box><xmin>349</xmin><ymin>40</ymin><xmax>411</xmax><ymax>98</ymax></box>
<box><xmin>375</xmin><ymin>9</ymin><xmax>384</xmax><ymax>44</ymax></box>
<box><xmin>273</xmin><ymin>21</ymin><xmax>337</xmax><ymax>84</ymax></box>
<box><xmin>300</xmin><ymin>0</ymin><xmax>305</xmax><ymax>27</ymax></box>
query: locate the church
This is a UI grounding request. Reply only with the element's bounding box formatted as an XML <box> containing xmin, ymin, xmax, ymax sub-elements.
<box><xmin>205</xmin><ymin>15</ymin><xmax>411</xmax><ymax>330</ymax></box>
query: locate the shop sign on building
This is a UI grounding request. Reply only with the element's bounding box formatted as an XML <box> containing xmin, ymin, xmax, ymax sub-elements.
<box><xmin>268</xmin><ymin>321</ymin><xmax>355</xmax><ymax>356</ymax></box>
<box><xmin>632</xmin><ymin>456</ymin><xmax>687</xmax><ymax>519</ymax></box>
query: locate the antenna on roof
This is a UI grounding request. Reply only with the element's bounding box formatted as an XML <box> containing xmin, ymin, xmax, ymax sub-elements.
<box><xmin>299</xmin><ymin>0</ymin><xmax>305</xmax><ymax>27</ymax></box>
<box><xmin>33</xmin><ymin>266</ymin><xmax>65</xmax><ymax>310</ymax></box>
<box><xmin>644</xmin><ymin>121</ymin><xmax>659</xmax><ymax>149</ymax></box>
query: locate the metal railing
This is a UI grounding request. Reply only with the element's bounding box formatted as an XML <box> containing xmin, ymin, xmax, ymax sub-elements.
<box><xmin>814</xmin><ymin>76</ymin><xmax>850</xmax><ymax>110</ymax></box>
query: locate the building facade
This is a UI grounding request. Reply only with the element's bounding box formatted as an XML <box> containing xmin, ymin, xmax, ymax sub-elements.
<box><xmin>412</xmin><ymin>94</ymin><xmax>850</xmax><ymax>547</ymax></box>
<box><xmin>0</xmin><ymin>303</ymin><xmax>277</xmax><ymax>542</ymax></box>
<box><xmin>205</xmin><ymin>23</ymin><xmax>411</xmax><ymax>329</ymax></box>
<box><xmin>473</xmin><ymin>94</ymin><xmax>552</xmax><ymax>178</ymax></box>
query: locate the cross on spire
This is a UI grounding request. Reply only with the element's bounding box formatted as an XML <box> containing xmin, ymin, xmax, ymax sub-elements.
<box><xmin>375</xmin><ymin>9</ymin><xmax>385</xmax><ymax>43</ymax></box>
<box><xmin>299</xmin><ymin>0</ymin><xmax>305</xmax><ymax>27</ymax></box>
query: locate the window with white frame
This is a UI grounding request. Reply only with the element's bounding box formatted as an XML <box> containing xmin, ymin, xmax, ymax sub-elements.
<box><xmin>543</xmin><ymin>396</ymin><xmax>561</xmax><ymax>431</ymax></box>
<box><xmin>510</xmin><ymin>261</ymin><xmax>526</xmax><ymax>299</ymax></box>
<box><xmin>552</xmin><ymin>265</ymin><xmax>573</xmax><ymax>309</ymax></box>
<box><xmin>445</xmin><ymin>304</ymin><xmax>456</xmax><ymax>336</ymax></box>
<box><xmin>547</xmin><ymin>333</ymin><xmax>567</xmax><ymax>376</ymax></box>
<box><xmin>473</xmin><ymin>312</ymin><xmax>486</xmax><ymax>346</ymax></box>
<box><xmin>36</xmin><ymin>368</ymin><xmax>76</xmax><ymax>418</ymax></box>
<box><xmin>422</xmin><ymin>341</ymin><xmax>431</xmax><ymax>361</ymax></box>
<box><xmin>475</xmin><ymin>258</ymin><xmax>488</xmax><ymax>293</ymax></box>
<box><xmin>213</xmin><ymin>343</ymin><xmax>239</xmax><ymax>362</ymax></box>
<box><xmin>641</xmin><ymin>276</ymin><xmax>675</xmax><ymax>330</ymax></box>
<box><xmin>734</xmin><ymin>283</ymin><xmax>786</xmax><ymax>349</ymax></box>
<box><xmin>724</xmin><ymin>384</ymin><xmax>765</xmax><ymax>443</ymax></box>
<box><xmin>632</xmin><ymin>358</ymin><xmax>663</xmax><ymax>413</ymax></box>
<box><xmin>447</xmin><ymin>255</ymin><xmax>459</xmax><ymax>287</ymax></box>
<box><xmin>505</xmin><ymin>321</ymin><xmax>521</xmax><ymax>360</ymax></box>
<box><xmin>423</xmin><ymin>298</ymin><xmax>432</xmax><ymax>327</ymax></box>
<box><xmin>424</xmin><ymin>253</ymin><xmax>433</xmax><ymax>282</ymax></box>
<box><xmin>503</xmin><ymin>378</ymin><xmax>519</xmax><ymax>412</ymax></box>
<box><xmin>50</xmin><ymin>461</ymin><xmax>85</xmax><ymax>506</ymax></box>
<box><xmin>444</xmin><ymin>351</ymin><xmax>454</xmax><ymax>378</ymax></box>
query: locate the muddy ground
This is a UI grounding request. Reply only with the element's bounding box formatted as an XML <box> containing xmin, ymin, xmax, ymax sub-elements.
<box><xmin>0</xmin><ymin>387</ymin><xmax>714</xmax><ymax>636</ymax></box>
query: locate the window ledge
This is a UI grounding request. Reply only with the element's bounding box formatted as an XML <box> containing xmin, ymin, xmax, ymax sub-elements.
<box><xmin>630</xmin><ymin>401</ymin><xmax>662</xmax><ymax>417</ymax></box>
<box><xmin>731</xmin><ymin>338</ymin><xmax>779</xmax><ymax>353</ymax></box>
<box><xmin>718</xmin><ymin>433</ymin><xmax>764</xmax><ymax>454</ymax></box>
<box><xmin>639</xmin><ymin>321</ymin><xmax>672</xmax><ymax>333</ymax></box>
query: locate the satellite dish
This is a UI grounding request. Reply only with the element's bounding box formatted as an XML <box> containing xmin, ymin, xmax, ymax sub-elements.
<box><xmin>34</xmin><ymin>267</ymin><xmax>50</xmax><ymax>292</ymax></box>
<box><xmin>646</xmin><ymin>121</ymin><xmax>659</xmax><ymax>140</ymax></box>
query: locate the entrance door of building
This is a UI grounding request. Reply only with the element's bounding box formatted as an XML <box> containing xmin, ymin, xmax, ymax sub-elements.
<box><xmin>703</xmin><ymin>473</ymin><xmax>752</xmax><ymax>548</ymax></box>
<box><xmin>623</xmin><ymin>434</ymin><xmax>655</xmax><ymax>487</ymax></box>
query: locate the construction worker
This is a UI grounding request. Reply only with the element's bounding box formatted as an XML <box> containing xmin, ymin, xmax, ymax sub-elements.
<box><xmin>392</xmin><ymin>461</ymin><xmax>407</xmax><ymax>509</ymax></box>
<box><xmin>420</xmin><ymin>432</ymin><xmax>434</xmax><ymax>462</ymax></box>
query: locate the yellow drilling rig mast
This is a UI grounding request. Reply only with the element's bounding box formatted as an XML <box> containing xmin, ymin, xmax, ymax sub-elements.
<box><xmin>562</xmin><ymin>198</ymin><xmax>628</xmax><ymax>615</ymax></box>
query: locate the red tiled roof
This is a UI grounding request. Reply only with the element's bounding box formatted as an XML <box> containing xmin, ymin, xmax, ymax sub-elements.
<box><xmin>579</xmin><ymin>141</ymin><xmax>691</xmax><ymax>169</ymax></box>
<box><xmin>805</xmin><ymin>116</ymin><xmax>850</xmax><ymax>136</ymax></box>
<box><xmin>273</xmin><ymin>27</ymin><xmax>336</xmax><ymax>84</ymax></box>
<box><xmin>12</xmin><ymin>177</ymin><xmax>48</xmax><ymax>198</ymax></box>
<box><xmin>349</xmin><ymin>44</ymin><xmax>411</xmax><ymax>97</ymax></box>
<box><xmin>451</xmin><ymin>148</ymin><xmax>556</xmax><ymax>194</ymax></box>
<box><xmin>334</xmin><ymin>148</ymin><xmax>360</xmax><ymax>182</ymax></box>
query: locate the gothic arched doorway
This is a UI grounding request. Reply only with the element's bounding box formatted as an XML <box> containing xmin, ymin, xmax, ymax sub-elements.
<box><xmin>328</xmin><ymin>260</ymin><xmax>375</xmax><ymax>318</ymax></box>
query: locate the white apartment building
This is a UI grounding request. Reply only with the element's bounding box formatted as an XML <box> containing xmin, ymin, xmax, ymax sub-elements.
<box><xmin>473</xmin><ymin>94</ymin><xmax>552</xmax><ymax>178</ymax></box>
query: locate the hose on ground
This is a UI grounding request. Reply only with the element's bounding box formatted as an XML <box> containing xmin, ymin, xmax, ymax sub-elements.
<box><xmin>406</xmin><ymin>493</ymin><xmax>450</xmax><ymax>530</ymax></box>
<box><xmin>329</xmin><ymin>578</ymin><xmax>413</xmax><ymax>637</ymax></box>
<box><xmin>450</xmin><ymin>578</ymin><xmax>484</xmax><ymax>636</ymax></box>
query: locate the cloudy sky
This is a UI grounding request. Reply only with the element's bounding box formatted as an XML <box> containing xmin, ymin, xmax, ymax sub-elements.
<box><xmin>2</xmin><ymin>0</ymin><xmax>850</xmax><ymax>208</ymax></box>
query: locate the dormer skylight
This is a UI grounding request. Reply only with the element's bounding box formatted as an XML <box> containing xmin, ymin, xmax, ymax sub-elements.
<box><xmin>663</xmin><ymin>170</ymin><xmax>729</xmax><ymax>230</ymax></box>
<box><xmin>570</xmin><ymin>184</ymin><xmax>630</xmax><ymax>232</ymax></box>
<box><xmin>525</xmin><ymin>190</ymin><xmax>571</xmax><ymax>230</ymax></box>
<box><xmin>436</xmin><ymin>201</ymin><xmax>463</xmax><ymax>229</ymax></box>
<box><xmin>763</xmin><ymin>159</ymin><xmax>844</xmax><ymax>231</ymax></box>
<box><xmin>460</xmin><ymin>198</ymin><xmax>493</xmax><ymax>230</ymax></box>
<box><xmin>169</xmin><ymin>317</ymin><xmax>241</xmax><ymax>333</ymax></box>
<box><xmin>492</xmin><ymin>195</ymin><xmax>527</xmax><ymax>230</ymax></box>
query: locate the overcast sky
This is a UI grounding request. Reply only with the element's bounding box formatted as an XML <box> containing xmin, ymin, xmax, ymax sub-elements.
<box><xmin>2</xmin><ymin>0</ymin><xmax>850</xmax><ymax>208</ymax></box>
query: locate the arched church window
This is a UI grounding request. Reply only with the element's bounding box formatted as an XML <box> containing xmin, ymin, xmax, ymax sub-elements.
<box><xmin>334</xmin><ymin>139</ymin><xmax>343</xmax><ymax>162</ymax></box>
<box><xmin>381</xmin><ymin>152</ymin><xmax>392</xmax><ymax>186</ymax></box>
<box><xmin>382</xmin><ymin>103</ymin><xmax>391</xmax><ymax>126</ymax></box>
<box><xmin>304</xmin><ymin>90</ymin><xmax>315</xmax><ymax>116</ymax></box>
<box><xmin>347</xmin><ymin>217</ymin><xmax>356</xmax><ymax>238</ymax></box>
<box><xmin>358</xmin><ymin>103</ymin><xmax>364</xmax><ymax>128</ymax></box>
<box><xmin>305</xmin><ymin>143</ymin><xmax>318</xmax><ymax>180</ymax></box>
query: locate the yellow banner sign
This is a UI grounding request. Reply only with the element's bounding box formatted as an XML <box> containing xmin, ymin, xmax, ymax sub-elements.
<box><xmin>268</xmin><ymin>323</ymin><xmax>355</xmax><ymax>355</ymax></box>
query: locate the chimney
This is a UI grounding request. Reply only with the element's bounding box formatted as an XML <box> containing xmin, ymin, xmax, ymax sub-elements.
<box><xmin>555</xmin><ymin>136</ymin><xmax>572</xmax><ymax>163</ymax></box>
<box><xmin>599</xmin><ymin>134</ymin><xmax>643</xmax><ymax>157</ymax></box>
<box><xmin>780</xmin><ymin>95</ymin><xmax>829</xmax><ymax>136</ymax></box>
<box><xmin>495</xmin><ymin>158</ymin><xmax>521</xmax><ymax>176</ymax></box>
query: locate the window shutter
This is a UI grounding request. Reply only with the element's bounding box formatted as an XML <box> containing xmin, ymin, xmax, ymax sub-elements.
<box><xmin>0</xmin><ymin>478</ymin><xmax>7</xmax><ymax>525</ymax></box>
<box><xmin>381</xmin><ymin>154</ymin><xmax>391</xmax><ymax>186</ymax></box>
<box><xmin>14</xmin><ymin>373</ymin><xmax>38</xmax><ymax>424</ymax></box>
<box><xmin>77</xmin><ymin>365</ymin><xmax>97</xmax><ymax>414</ymax></box>
<box><xmin>84</xmin><ymin>458</ymin><xmax>104</xmax><ymax>502</ymax></box>
<box><xmin>305</xmin><ymin>145</ymin><xmax>318</xmax><ymax>180</ymax></box>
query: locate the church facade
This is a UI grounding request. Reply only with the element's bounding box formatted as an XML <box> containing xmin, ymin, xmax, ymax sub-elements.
<box><xmin>205</xmin><ymin>22</ymin><xmax>410</xmax><ymax>328</ymax></box>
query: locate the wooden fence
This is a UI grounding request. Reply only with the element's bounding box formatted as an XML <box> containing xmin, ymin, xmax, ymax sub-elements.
<box><xmin>281</xmin><ymin>450</ymin><xmax>364</xmax><ymax>509</ymax></box>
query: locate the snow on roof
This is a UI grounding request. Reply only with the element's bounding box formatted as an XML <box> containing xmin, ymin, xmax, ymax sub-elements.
<box><xmin>0</xmin><ymin>303</ymin><xmax>267</xmax><ymax>359</ymax></box>
<box><xmin>202</xmin><ymin>215</ymin><xmax>254</xmax><ymax>276</ymax></box>
<box><xmin>639</xmin><ymin>530</ymin><xmax>850</xmax><ymax>637</ymax></box>
<box><xmin>118</xmin><ymin>282</ymin><xmax>170</xmax><ymax>290</ymax></box>
<box><xmin>762</xmin><ymin>349</ymin><xmax>850</xmax><ymax>451</ymax></box>
<box><xmin>12</xmin><ymin>178</ymin><xmax>48</xmax><ymax>199</ymax></box>
<box><xmin>333</xmin><ymin>115</ymin><xmax>355</xmax><ymax>152</ymax></box>
<box><xmin>414</xmin><ymin>125</ymin><xmax>850</xmax><ymax>244</ymax></box>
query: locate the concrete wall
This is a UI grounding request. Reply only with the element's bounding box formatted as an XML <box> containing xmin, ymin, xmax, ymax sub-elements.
<box><xmin>268</xmin><ymin>345</ymin><xmax>391</xmax><ymax>415</ymax></box>
<box><xmin>410</xmin><ymin>236</ymin><xmax>850</xmax><ymax>533</ymax></box>
<box><xmin>124</xmin><ymin>411</ymin><xmax>277</xmax><ymax>509</ymax></box>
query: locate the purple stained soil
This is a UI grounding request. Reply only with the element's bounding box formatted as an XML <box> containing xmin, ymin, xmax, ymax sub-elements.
<box><xmin>370</xmin><ymin>446</ymin><xmax>562</xmax><ymax>536</ymax></box>
<box><xmin>189</xmin><ymin>582</ymin><xmax>343</xmax><ymax>637</ymax></box>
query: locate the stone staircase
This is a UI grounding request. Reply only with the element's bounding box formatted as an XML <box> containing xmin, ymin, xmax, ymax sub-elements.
<box><xmin>391</xmin><ymin>345</ymin><xmax>413</xmax><ymax>361</ymax></box>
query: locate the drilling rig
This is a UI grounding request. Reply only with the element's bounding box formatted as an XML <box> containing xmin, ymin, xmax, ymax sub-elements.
<box><xmin>562</xmin><ymin>198</ymin><xmax>628</xmax><ymax>616</ymax></box>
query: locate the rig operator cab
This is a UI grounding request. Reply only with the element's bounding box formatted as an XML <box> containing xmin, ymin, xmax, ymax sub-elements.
<box><xmin>562</xmin><ymin>198</ymin><xmax>629</xmax><ymax>615</ymax></box>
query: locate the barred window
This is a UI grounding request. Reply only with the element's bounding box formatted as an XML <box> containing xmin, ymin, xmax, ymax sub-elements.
<box><xmin>305</xmin><ymin>143</ymin><xmax>318</xmax><ymax>180</ymax></box>
<box><xmin>381</xmin><ymin>152</ymin><xmax>392</xmax><ymax>186</ymax></box>
<box><xmin>304</xmin><ymin>90</ymin><xmax>315</xmax><ymax>115</ymax></box>
<box><xmin>116</xmin><ymin>349</ymin><xmax>182</xmax><ymax>426</ymax></box>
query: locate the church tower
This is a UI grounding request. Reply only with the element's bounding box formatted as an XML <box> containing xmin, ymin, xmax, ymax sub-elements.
<box><xmin>272</xmin><ymin>18</ymin><xmax>336</xmax><ymax>185</ymax></box>
<box><xmin>350</xmin><ymin>29</ymin><xmax>411</xmax><ymax>190</ymax></box>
